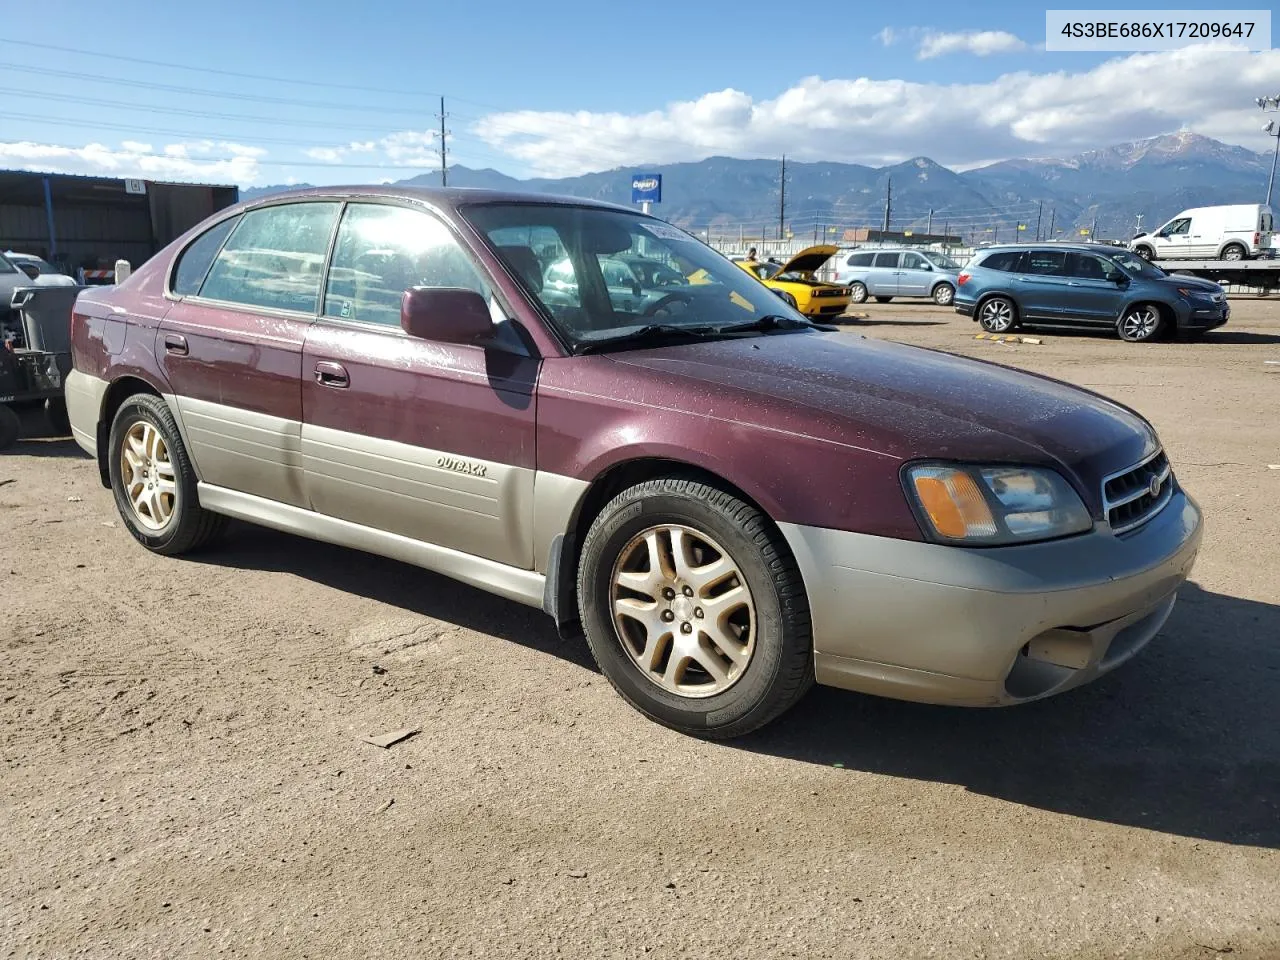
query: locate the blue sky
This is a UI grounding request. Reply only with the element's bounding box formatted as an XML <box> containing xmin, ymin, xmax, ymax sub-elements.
<box><xmin>2</xmin><ymin>0</ymin><xmax>1278</xmax><ymax>185</ymax></box>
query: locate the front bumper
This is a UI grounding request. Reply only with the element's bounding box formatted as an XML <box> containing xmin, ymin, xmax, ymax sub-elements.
<box><xmin>779</xmin><ymin>490</ymin><xmax>1202</xmax><ymax>706</ymax></box>
<box><xmin>1178</xmin><ymin>299</ymin><xmax>1229</xmax><ymax>330</ymax></box>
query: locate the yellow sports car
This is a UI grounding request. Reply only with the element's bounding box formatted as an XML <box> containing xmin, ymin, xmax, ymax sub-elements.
<box><xmin>734</xmin><ymin>245</ymin><xmax>852</xmax><ymax>318</ymax></box>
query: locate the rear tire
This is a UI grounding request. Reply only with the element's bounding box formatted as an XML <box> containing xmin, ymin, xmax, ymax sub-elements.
<box><xmin>45</xmin><ymin>397</ymin><xmax>70</xmax><ymax>436</ymax></box>
<box><xmin>978</xmin><ymin>295</ymin><xmax>1018</xmax><ymax>333</ymax></box>
<box><xmin>1220</xmin><ymin>243</ymin><xmax>1247</xmax><ymax>262</ymax></box>
<box><xmin>577</xmin><ymin>476</ymin><xmax>813</xmax><ymax>739</ymax></box>
<box><xmin>932</xmin><ymin>283</ymin><xmax>955</xmax><ymax>306</ymax></box>
<box><xmin>874</xmin><ymin>296</ymin><xmax>893</xmax><ymax>303</ymax></box>
<box><xmin>108</xmin><ymin>394</ymin><xmax>227</xmax><ymax>555</ymax></box>
<box><xmin>0</xmin><ymin>404</ymin><xmax>19</xmax><ymax>451</ymax></box>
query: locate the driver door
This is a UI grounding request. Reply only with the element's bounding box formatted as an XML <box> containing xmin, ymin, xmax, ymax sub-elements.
<box><xmin>300</xmin><ymin>201</ymin><xmax>539</xmax><ymax>569</ymax></box>
<box><xmin>1156</xmin><ymin>218</ymin><xmax>1193</xmax><ymax>258</ymax></box>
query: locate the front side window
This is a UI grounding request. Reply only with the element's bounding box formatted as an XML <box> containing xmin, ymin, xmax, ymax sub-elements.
<box><xmin>922</xmin><ymin>251</ymin><xmax>960</xmax><ymax>270</ymax></box>
<box><xmin>872</xmin><ymin>252</ymin><xmax>901</xmax><ymax>268</ymax></box>
<box><xmin>901</xmin><ymin>253</ymin><xmax>928</xmax><ymax>270</ymax></box>
<box><xmin>1162</xmin><ymin>218</ymin><xmax>1191</xmax><ymax>236</ymax></box>
<box><xmin>1024</xmin><ymin>251</ymin><xmax>1067</xmax><ymax>276</ymax></box>
<box><xmin>199</xmin><ymin>202</ymin><xmax>339</xmax><ymax>313</ymax></box>
<box><xmin>1067</xmin><ymin>253</ymin><xmax>1124</xmax><ymax>281</ymax></box>
<box><xmin>172</xmin><ymin>215</ymin><xmax>240</xmax><ymax>296</ymax></box>
<box><xmin>323</xmin><ymin>203</ymin><xmax>490</xmax><ymax>327</ymax></box>
<box><xmin>463</xmin><ymin>203</ymin><xmax>814</xmax><ymax>351</ymax></box>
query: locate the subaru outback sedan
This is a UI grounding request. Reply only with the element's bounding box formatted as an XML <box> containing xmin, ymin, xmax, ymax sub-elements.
<box><xmin>954</xmin><ymin>243</ymin><xmax>1228</xmax><ymax>342</ymax></box>
<box><xmin>65</xmin><ymin>188</ymin><xmax>1202</xmax><ymax>738</ymax></box>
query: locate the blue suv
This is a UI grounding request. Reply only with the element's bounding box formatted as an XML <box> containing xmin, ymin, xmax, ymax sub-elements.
<box><xmin>954</xmin><ymin>243</ymin><xmax>1229</xmax><ymax>342</ymax></box>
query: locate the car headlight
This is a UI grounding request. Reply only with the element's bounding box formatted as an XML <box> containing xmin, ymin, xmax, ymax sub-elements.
<box><xmin>1176</xmin><ymin>287</ymin><xmax>1211</xmax><ymax>299</ymax></box>
<box><xmin>904</xmin><ymin>463</ymin><xmax>1092</xmax><ymax>545</ymax></box>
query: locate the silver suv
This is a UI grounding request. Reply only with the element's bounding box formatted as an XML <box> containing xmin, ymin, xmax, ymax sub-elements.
<box><xmin>832</xmin><ymin>247</ymin><xmax>962</xmax><ymax>306</ymax></box>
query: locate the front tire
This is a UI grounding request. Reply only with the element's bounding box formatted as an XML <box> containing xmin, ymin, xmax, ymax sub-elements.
<box><xmin>874</xmin><ymin>296</ymin><xmax>893</xmax><ymax>303</ymax></box>
<box><xmin>1117</xmin><ymin>304</ymin><xmax>1164</xmax><ymax>342</ymax></box>
<box><xmin>932</xmin><ymin>283</ymin><xmax>955</xmax><ymax>306</ymax></box>
<box><xmin>849</xmin><ymin>282</ymin><xmax>868</xmax><ymax>304</ymax></box>
<box><xmin>1134</xmin><ymin>245</ymin><xmax>1156</xmax><ymax>261</ymax></box>
<box><xmin>107</xmin><ymin>394</ymin><xmax>226</xmax><ymax>554</ymax></box>
<box><xmin>978</xmin><ymin>296</ymin><xmax>1018</xmax><ymax>333</ymax></box>
<box><xmin>577</xmin><ymin>477</ymin><xmax>813</xmax><ymax>738</ymax></box>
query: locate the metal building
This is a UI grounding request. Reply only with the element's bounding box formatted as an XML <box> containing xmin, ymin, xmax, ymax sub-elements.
<box><xmin>0</xmin><ymin>171</ymin><xmax>238</xmax><ymax>277</ymax></box>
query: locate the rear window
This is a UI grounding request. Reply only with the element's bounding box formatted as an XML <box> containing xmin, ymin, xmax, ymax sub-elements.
<box><xmin>1263</xmin><ymin>212</ymin><xmax>1274</xmax><ymax>233</ymax></box>
<box><xmin>978</xmin><ymin>251</ymin><xmax>1024</xmax><ymax>272</ymax></box>
<box><xmin>845</xmin><ymin>253</ymin><xmax>874</xmax><ymax>267</ymax></box>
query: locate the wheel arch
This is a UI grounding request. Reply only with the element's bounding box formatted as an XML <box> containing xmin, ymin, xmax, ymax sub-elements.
<box><xmin>95</xmin><ymin>375</ymin><xmax>166</xmax><ymax>489</ymax></box>
<box><xmin>974</xmin><ymin>291</ymin><xmax>1020</xmax><ymax>322</ymax></box>
<box><xmin>1116</xmin><ymin>299</ymin><xmax>1173</xmax><ymax>339</ymax></box>
<box><xmin>544</xmin><ymin>455</ymin><xmax>793</xmax><ymax>635</ymax></box>
<box><xmin>1217</xmin><ymin>240</ymin><xmax>1249</xmax><ymax>259</ymax></box>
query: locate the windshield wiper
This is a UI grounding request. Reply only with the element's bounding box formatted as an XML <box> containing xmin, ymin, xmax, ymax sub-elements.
<box><xmin>572</xmin><ymin>314</ymin><xmax>827</xmax><ymax>355</ymax></box>
<box><xmin>572</xmin><ymin>323</ymin><xmax>721</xmax><ymax>355</ymax></box>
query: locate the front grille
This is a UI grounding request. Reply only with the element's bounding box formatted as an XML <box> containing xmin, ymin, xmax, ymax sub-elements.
<box><xmin>1102</xmin><ymin>449</ymin><xmax>1174</xmax><ymax>534</ymax></box>
<box><xmin>813</xmin><ymin>288</ymin><xmax>848</xmax><ymax>298</ymax></box>
<box><xmin>817</xmin><ymin>304</ymin><xmax>847</xmax><ymax>314</ymax></box>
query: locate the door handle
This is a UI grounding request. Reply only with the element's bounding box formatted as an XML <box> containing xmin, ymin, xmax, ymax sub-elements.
<box><xmin>314</xmin><ymin>361</ymin><xmax>349</xmax><ymax>388</ymax></box>
<box><xmin>163</xmin><ymin>334</ymin><xmax>188</xmax><ymax>356</ymax></box>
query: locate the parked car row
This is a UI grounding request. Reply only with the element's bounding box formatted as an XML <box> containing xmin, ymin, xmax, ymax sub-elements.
<box><xmin>63</xmin><ymin>186</ymin><xmax>1203</xmax><ymax>737</ymax></box>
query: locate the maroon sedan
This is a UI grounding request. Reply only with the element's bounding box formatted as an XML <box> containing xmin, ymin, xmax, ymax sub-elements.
<box><xmin>64</xmin><ymin>188</ymin><xmax>1202</xmax><ymax>737</ymax></box>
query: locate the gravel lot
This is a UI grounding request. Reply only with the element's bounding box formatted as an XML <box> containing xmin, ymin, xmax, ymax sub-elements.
<box><xmin>3</xmin><ymin>301</ymin><xmax>1278</xmax><ymax>959</ymax></box>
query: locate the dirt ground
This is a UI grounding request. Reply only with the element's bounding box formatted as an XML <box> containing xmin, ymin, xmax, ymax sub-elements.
<box><xmin>3</xmin><ymin>300</ymin><xmax>1279</xmax><ymax>960</ymax></box>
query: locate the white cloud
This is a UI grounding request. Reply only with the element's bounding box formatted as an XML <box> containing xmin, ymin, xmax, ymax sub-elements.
<box><xmin>875</xmin><ymin>27</ymin><xmax>898</xmax><ymax>46</ymax></box>
<box><xmin>0</xmin><ymin>139</ymin><xmax>265</xmax><ymax>184</ymax></box>
<box><xmin>471</xmin><ymin>45</ymin><xmax>1280</xmax><ymax>177</ymax></box>
<box><xmin>917</xmin><ymin>29</ymin><xmax>1027</xmax><ymax>59</ymax></box>
<box><xmin>301</xmin><ymin>130</ymin><xmax>439</xmax><ymax>167</ymax></box>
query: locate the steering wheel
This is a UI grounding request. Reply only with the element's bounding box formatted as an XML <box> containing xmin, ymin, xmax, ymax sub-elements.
<box><xmin>642</xmin><ymin>292</ymin><xmax>694</xmax><ymax>317</ymax></box>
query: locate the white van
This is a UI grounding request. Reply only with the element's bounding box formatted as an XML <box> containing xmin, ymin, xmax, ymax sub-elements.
<box><xmin>1129</xmin><ymin>204</ymin><xmax>1273</xmax><ymax>261</ymax></box>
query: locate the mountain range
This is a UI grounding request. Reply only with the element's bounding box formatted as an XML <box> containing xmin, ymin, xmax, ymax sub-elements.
<box><xmin>240</xmin><ymin>133</ymin><xmax>1275</xmax><ymax>242</ymax></box>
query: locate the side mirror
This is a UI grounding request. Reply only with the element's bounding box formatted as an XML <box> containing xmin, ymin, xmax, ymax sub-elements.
<box><xmin>400</xmin><ymin>286</ymin><xmax>492</xmax><ymax>345</ymax></box>
<box><xmin>17</xmin><ymin>262</ymin><xmax>39</xmax><ymax>280</ymax></box>
<box><xmin>1111</xmin><ymin>273</ymin><xmax>1129</xmax><ymax>284</ymax></box>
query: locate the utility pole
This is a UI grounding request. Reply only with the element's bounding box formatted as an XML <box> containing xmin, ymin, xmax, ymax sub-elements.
<box><xmin>1090</xmin><ymin>214</ymin><xmax>1098</xmax><ymax>239</ymax></box>
<box><xmin>942</xmin><ymin>219</ymin><xmax>949</xmax><ymax>244</ymax></box>
<box><xmin>778</xmin><ymin>155</ymin><xmax>787</xmax><ymax>242</ymax></box>
<box><xmin>1134</xmin><ymin>213</ymin><xmax>1144</xmax><ymax>236</ymax></box>
<box><xmin>438</xmin><ymin>96</ymin><xmax>449</xmax><ymax>187</ymax></box>
<box><xmin>1035</xmin><ymin>201</ymin><xmax>1043</xmax><ymax>241</ymax></box>
<box><xmin>926</xmin><ymin>208</ymin><xmax>933</xmax><ymax>237</ymax></box>
<box><xmin>882</xmin><ymin>178</ymin><xmax>892</xmax><ymax>234</ymax></box>
<box><xmin>1048</xmin><ymin>207</ymin><xmax>1056</xmax><ymax>237</ymax></box>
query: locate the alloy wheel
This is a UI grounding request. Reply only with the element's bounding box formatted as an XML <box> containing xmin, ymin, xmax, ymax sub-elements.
<box><xmin>934</xmin><ymin>284</ymin><xmax>955</xmax><ymax>306</ymax></box>
<box><xmin>610</xmin><ymin>524</ymin><xmax>755</xmax><ymax>698</ymax></box>
<box><xmin>979</xmin><ymin>298</ymin><xmax>1015</xmax><ymax>332</ymax></box>
<box><xmin>1119</xmin><ymin>306</ymin><xmax>1160</xmax><ymax>341</ymax></box>
<box><xmin>120</xmin><ymin>421</ymin><xmax>177</xmax><ymax>531</ymax></box>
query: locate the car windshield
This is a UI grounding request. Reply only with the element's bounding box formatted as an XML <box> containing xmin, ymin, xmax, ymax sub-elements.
<box><xmin>922</xmin><ymin>251</ymin><xmax>960</xmax><ymax>270</ymax></box>
<box><xmin>463</xmin><ymin>204</ymin><xmax>813</xmax><ymax>350</ymax></box>
<box><xmin>1109</xmin><ymin>249</ymin><xmax>1165</xmax><ymax>278</ymax></box>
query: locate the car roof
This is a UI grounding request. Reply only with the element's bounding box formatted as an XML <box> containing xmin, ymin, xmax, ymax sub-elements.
<box><xmin>975</xmin><ymin>242</ymin><xmax>1128</xmax><ymax>255</ymax></box>
<box><xmin>236</xmin><ymin>184</ymin><xmax>637</xmax><ymax>216</ymax></box>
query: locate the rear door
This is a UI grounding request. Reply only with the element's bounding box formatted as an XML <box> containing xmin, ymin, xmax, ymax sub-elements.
<box><xmin>866</xmin><ymin>252</ymin><xmax>901</xmax><ymax>295</ymax></box>
<box><xmin>1013</xmin><ymin>249</ymin><xmax>1071</xmax><ymax>319</ymax></box>
<box><xmin>300</xmin><ymin>201</ymin><xmax>538</xmax><ymax>569</ymax></box>
<box><xmin>896</xmin><ymin>252</ymin><xmax>933</xmax><ymax>296</ymax></box>
<box><xmin>1062</xmin><ymin>252</ymin><xmax>1126</xmax><ymax>325</ymax></box>
<box><xmin>158</xmin><ymin>200</ymin><xmax>340</xmax><ymax>507</ymax></box>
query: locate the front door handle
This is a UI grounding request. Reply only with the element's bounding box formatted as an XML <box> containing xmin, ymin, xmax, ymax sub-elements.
<box><xmin>314</xmin><ymin>361</ymin><xmax>349</xmax><ymax>388</ymax></box>
<box><xmin>163</xmin><ymin>334</ymin><xmax>188</xmax><ymax>356</ymax></box>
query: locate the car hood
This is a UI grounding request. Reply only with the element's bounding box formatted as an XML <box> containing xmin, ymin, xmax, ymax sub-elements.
<box><xmin>611</xmin><ymin>332</ymin><xmax>1156</xmax><ymax>509</ymax></box>
<box><xmin>776</xmin><ymin>245</ymin><xmax>838</xmax><ymax>276</ymax></box>
<box><xmin>1153</xmin><ymin>273</ymin><xmax>1222</xmax><ymax>294</ymax></box>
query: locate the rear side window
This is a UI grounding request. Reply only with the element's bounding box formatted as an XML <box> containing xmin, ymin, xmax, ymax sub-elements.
<box><xmin>845</xmin><ymin>253</ymin><xmax>873</xmax><ymax>267</ymax></box>
<box><xmin>323</xmin><ymin>203</ymin><xmax>490</xmax><ymax>327</ymax></box>
<box><xmin>873</xmin><ymin>252</ymin><xmax>900</xmax><ymax>268</ymax></box>
<box><xmin>199</xmin><ymin>202</ymin><xmax>340</xmax><ymax>313</ymax></box>
<box><xmin>172</xmin><ymin>216</ymin><xmax>239</xmax><ymax>296</ymax></box>
<box><xmin>979</xmin><ymin>251</ymin><xmax>1024</xmax><ymax>272</ymax></box>
<box><xmin>1024</xmin><ymin>251</ymin><xmax>1067</xmax><ymax>276</ymax></box>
